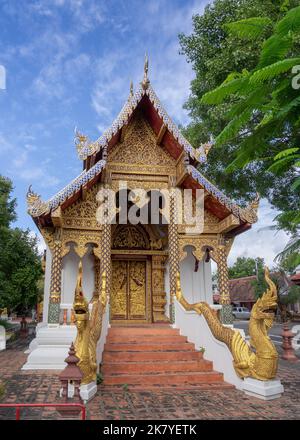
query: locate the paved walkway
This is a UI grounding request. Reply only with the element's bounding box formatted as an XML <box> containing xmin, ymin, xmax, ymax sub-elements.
<box><xmin>0</xmin><ymin>335</ymin><xmax>299</xmax><ymax>420</ymax></box>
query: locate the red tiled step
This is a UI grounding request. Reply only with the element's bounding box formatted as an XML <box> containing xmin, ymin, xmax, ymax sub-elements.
<box><xmin>108</xmin><ymin>327</ymin><xmax>179</xmax><ymax>336</ymax></box>
<box><xmin>106</xmin><ymin>334</ymin><xmax>187</xmax><ymax>344</ymax></box>
<box><xmin>103</xmin><ymin>350</ymin><xmax>203</xmax><ymax>363</ymax></box>
<box><xmin>101</xmin><ymin>325</ymin><xmax>234</xmax><ymax>391</ymax></box>
<box><xmin>102</xmin><ymin>360</ymin><xmax>213</xmax><ymax>374</ymax></box>
<box><xmin>104</xmin><ymin>342</ymin><xmax>195</xmax><ymax>352</ymax></box>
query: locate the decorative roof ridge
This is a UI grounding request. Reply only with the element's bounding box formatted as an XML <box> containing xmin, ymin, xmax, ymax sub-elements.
<box><xmin>76</xmin><ymin>77</ymin><xmax>211</xmax><ymax>163</ymax></box>
<box><xmin>27</xmin><ymin>159</ymin><xmax>106</xmax><ymax>218</ymax></box>
<box><xmin>186</xmin><ymin>165</ymin><xmax>259</xmax><ymax>224</ymax></box>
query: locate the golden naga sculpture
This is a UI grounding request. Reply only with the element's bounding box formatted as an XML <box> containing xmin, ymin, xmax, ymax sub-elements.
<box><xmin>73</xmin><ymin>261</ymin><xmax>107</xmax><ymax>384</ymax></box>
<box><xmin>176</xmin><ymin>267</ymin><xmax>278</xmax><ymax>381</ymax></box>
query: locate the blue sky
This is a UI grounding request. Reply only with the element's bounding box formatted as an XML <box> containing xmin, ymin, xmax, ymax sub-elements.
<box><xmin>0</xmin><ymin>0</ymin><xmax>289</xmax><ymax>265</ymax></box>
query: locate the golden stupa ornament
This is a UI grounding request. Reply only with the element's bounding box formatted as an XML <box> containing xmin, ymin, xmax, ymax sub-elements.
<box><xmin>129</xmin><ymin>80</ymin><xmax>134</xmax><ymax>97</ymax></box>
<box><xmin>141</xmin><ymin>53</ymin><xmax>150</xmax><ymax>90</ymax></box>
<box><xmin>73</xmin><ymin>261</ymin><xmax>106</xmax><ymax>384</ymax></box>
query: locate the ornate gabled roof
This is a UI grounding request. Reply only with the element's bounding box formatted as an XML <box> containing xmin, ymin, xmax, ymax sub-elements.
<box><xmin>186</xmin><ymin>165</ymin><xmax>259</xmax><ymax>224</ymax></box>
<box><xmin>75</xmin><ymin>75</ymin><xmax>210</xmax><ymax>164</ymax></box>
<box><xmin>27</xmin><ymin>159</ymin><xmax>106</xmax><ymax>218</ymax></box>
<box><xmin>26</xmin><ymin>59</ymin><xmax>258</xmax><ymax>230</ymax></box>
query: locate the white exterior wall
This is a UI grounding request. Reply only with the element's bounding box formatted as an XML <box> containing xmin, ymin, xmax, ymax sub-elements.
<box><xmin>61</xmin><ymin>248</ymin><xmax>95</xmax><ymax>305</ymax></box>
<box><xmin>179</xmin><ymin>245</ymin><xmax>213</xmax><ymax>304</ymax></box>
<box><xmin>174</xmin><ymin>299</ymin><xmax>244</xmax><ymax>389</ymax></box>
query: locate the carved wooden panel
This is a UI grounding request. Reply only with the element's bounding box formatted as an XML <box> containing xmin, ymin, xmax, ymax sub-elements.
<box><xmin>111</xmin><ymin>260</ymin><xmax>127</xmax><ymax>320</ymax></box>
<box><xmin>110</xmin><ymin>260</ymin><xmax>147</xmax><ymax>321</ymax></box>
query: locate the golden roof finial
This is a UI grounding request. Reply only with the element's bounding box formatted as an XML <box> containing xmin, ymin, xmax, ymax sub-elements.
<box><xmin>129</xmin><ymin>80</ymin><xmax>134</xmax><ymax>97</ymax></box>
<box><xmin>26</xmin><ymin>185</ymin><xmax>39</xmax><ymax>205</ymax></box>
<box><xmin>142</xmin><ymin>53</ymin><xmax>150</xmax><ymax>90</ymax></box>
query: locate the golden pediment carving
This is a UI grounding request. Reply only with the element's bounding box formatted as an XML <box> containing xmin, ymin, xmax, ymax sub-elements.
<box><xmin>62</xmin><ymin>185</ymin><xmax>100</xmax><ymax>230</ymax></box>
<box><xmin>108</xmin><ymin>112</ymin><xmax>175</xmax><ymax>169</ymax></box>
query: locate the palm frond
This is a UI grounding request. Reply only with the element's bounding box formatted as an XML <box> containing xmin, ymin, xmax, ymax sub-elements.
<box><xmin>276</xmin><ymin>96</ymin><xmax>300</xmax><ymax>119</ymax></box>
<box><xmin>292</xmin><ymin>177</ymin><xmax>300</xmax><ymax>191</ymax></box>
<box><xmin>215</xmin><ymin>109</ymin><xmax>252</xmax><ymax>145</ymax></box>
<box><xmin>274</xmin><ymin>148</ymin><xmax>300</xmax><ymax>160</ymax></box>
<box><xmin>225</xmin><ymin>17</ymin><xmax>273</xmax><ymax>40</ymax></box>
<box><xmin>275</xmin><ymin>5</ymin><xmax>300</xmax><ymax>36</ymax></box>
<box><xmin>267</xmin><ymin>155</ymin><xmax>300</xmax><ymax>173</ymax></box>
<box><xmin>201</xmin><ymin>76</ymin><xmax>248</xmax><ymax>105</ymax></box>
<box><xmin>250</xmin><ymin>58</ymin><xmax>300</xmax><ymax>84</ymax></box>
<box><xmin>227</xmin><ymin>84</ymin><xmax>270</xmax><ymax>118</ymax></box>
<box><xmin>258</xmin><ymin>35</ymin><xmax>293</xmax><ymax>68</ymax></box>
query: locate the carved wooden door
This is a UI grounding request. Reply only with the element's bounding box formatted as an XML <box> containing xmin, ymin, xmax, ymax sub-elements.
<box><xmin>111</xmin><ymin>260</ymin><xmax>147</xmax><ymax>321</ymax></box>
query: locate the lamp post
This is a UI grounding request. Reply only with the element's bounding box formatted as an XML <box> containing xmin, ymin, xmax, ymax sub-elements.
<box><xmin>57</xmin><ymin>342</ymin><xmax>83</xmax><ymax>416</ymax></box>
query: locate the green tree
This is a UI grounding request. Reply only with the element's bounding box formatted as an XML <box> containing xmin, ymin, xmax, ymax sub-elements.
<box><xmin>179</xmin><ymin>0</ymin><xmax>299</xmax><ymax>229</ymax></box>
<box><xmin>0</xmin><ymin>176</ymin><xmax>42</xmax><ymax>314</ymax></box>
<box><xmin>228</xmin><ymin>256</ymin><xmax>264</xmax><ymax>279</ymax></box>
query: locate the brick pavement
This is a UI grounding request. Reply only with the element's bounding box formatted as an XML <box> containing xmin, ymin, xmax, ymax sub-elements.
<box><xmin>0</xmin><ymin>335</ymin><xmax>299</xmax><ymax>420</ymax></box>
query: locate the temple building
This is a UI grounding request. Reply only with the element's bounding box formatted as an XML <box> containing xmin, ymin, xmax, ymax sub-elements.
<box><xmin>23</xmin><ymin>61</ymin><xmax>263</xmax><ymax>395</ymax></box>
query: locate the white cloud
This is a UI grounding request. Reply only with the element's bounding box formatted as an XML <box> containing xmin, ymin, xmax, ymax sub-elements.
<box><xmin>229</xmin><ymin>199</ymin><xmax>290</xmax><ymax>268</ymax></box>
<box><xmin>29</xmin><ymin>230</ymin><xmax>46</xmax><ymax>255</ymax></box>
<box><xmin>0</xmin><ymin>132</ymin><xmax>13</xmax><ymax>154</ymax></box>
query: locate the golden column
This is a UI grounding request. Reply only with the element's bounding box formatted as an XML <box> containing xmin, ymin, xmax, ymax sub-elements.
<box><xmin>217</xmin><ymin>238</ymin><xmax>233</xmax><ymax>325</ymax></box>
<box><xmin>152</xmin><ymin>255</ymin><xmax>168</xmax><ymax>322</ymax></box>
<box><xmin>48</xmin><ymin>237</ymin><xmax>62</xmax><ymax>324</ymax></box>
<box><xmin>168</xmin><ymin>186</ymin><xmax>179</xmax><ymax>324</ymax></box>
<box><xmin>99</xmin><ymin>184</ymin><xmax>112</xmax><ymax>302</ymax></box>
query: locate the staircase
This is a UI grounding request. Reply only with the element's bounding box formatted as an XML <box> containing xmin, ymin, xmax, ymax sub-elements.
<box><xmin>101</xmin><ymin>325</ymin><xmax>234</xmax><ymax>390</ymax></box>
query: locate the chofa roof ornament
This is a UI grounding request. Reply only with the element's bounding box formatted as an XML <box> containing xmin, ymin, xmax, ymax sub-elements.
<box><xmin>240</xmin><ymin>192</ymin><xmax>260</xmax><ymax>224</ymax></box>
<box><xmin>26</xmin><ymin>185</ymin><xmax>50</xmax><ymax>217</ymax></box>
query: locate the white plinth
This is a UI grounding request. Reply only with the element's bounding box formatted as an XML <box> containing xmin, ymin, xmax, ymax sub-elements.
<box><xmin>292</xmin><ymin>325</ymin><xmax>300</xmax><ymax>351</ymax></box>
<box><xmin>22</xmin><ymin>324</ymin><xmax>77</xmax><ymax>370</ymax></box>
<box><xmin>60</xmin><ymin>381</ymin><xmax>97</xmax><ymax>403</ymax></box>
<box><xmin>80</xmin><ymin>381</ymin><xmax>97</xmax><ymax>403</ymax></box>
<box><xmin>243</xmin><ymin>378</ymin><xmax>284</xmax><ymax>400</ymax></box>
<box><xmin>0</xmin><ymin>325</ymin><xmax>6</xmax><ymax>351</ymax></box>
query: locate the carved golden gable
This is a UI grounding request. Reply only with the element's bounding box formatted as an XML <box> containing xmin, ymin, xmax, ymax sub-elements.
<box><xmin>108</xmin><ymin>112</ymin><xmax>175</xmax><ymax>167</ymax></box>
<box><xmin>62</xmin><ymin>184</ymin><xmax>100</xmax><ymax>230</ymax></box>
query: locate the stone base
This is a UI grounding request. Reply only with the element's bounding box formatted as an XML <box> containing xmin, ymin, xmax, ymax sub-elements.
<box><xmin>243</xmin><ymin>378</ymin><xmax>284</xmax><ymax>400</ymax></box>
<box><xmin>22</xmin><ymin>324</ymin><xmax>77</xmax><ymax>370</ymax></box>
<box><xmin>80</xmin><ymin>381</ymin><xmax>97</xmax><ymax>403</ymax></box>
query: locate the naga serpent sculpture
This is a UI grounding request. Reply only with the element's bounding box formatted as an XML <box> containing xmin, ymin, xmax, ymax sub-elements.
<box><xmin>176</xmin><ymin>267</ymin><xmax>278</xmax><ymax>380</ymax></box>
<box><xmin>73</xmin><ymin>262</ymin><xmax>107</xmax><ymax>384</ymax></box>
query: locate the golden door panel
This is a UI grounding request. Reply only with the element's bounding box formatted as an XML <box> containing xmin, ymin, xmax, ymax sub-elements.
<box><xmin>111</xmin><ymin>260</ymin><xmax>147</xmax><ymax>321</ymax></box>
<box><xmin>111</xmin><ymin>261</ymin><xmax>127</xmax><ymax>320</ymax></box>
<box><xmin>128</xmin><ymin>261</ymin><xmax>146</xmax><ymax>320</ymax></box>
